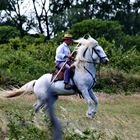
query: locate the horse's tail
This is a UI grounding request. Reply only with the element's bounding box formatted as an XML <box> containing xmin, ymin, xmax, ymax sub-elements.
<box><xmin>1</xmin><ymin>80</ymin><xmax>36</xmax><ymax>98</ymax></box>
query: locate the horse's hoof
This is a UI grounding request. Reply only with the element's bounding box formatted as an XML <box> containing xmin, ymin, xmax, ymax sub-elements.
<box><xmin>92</xmin><ymin>111</ymin><xmax>96</xmax><ymax>118</ymax></box>
<box><xmin>86</xmin><ymin>111</ymin><xmax>96</xmax><ymax>119</ymax></box>
<box><xmin>86</xmin><ymin>112</ymin><xmax>93</xmax><ymax>119</ymax></box>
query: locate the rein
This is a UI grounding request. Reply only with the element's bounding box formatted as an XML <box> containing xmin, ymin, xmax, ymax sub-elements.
<box><xmin>84</xmin><ymin>66</ymin><xmax>96</xmax><ymax>90</ymax></box>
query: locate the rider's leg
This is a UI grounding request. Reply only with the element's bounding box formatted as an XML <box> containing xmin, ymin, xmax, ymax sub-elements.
<box><xmin>64</xmin><ymin>64</ymin><xmax>71</xmax><ymax>84</ymax></box>
<box><xmin>56</xmin><ymin>62</ymin><xmax>72</xmax><ymax>89</ymax></box>
<box><xmin>59</xmin><ymin>62</ymin><xmax>72</xmax><ymax>89</ymax></box>
<box><xmin>89</xmin><ymin>89</ymin><xmax>99</xmax><ymax>115</ymax></box>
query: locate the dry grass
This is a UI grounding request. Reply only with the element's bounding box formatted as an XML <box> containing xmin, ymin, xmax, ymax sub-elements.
<box><xmin>0</xmin><ymin>92</ymin><xmax>140</xmax><ymax>140</ymax></box>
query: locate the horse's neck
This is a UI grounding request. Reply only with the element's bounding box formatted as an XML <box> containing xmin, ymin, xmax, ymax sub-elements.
<box><xmin>74</xmin><ymin>44</ymin><xmax>97</xmax><ymax>76</ymax></box>
<box><xmin>84</xmin><ymin>63</ymin><xmax>96</xmax><ymax>75</ymax></box>
<box><xmin>75</xmin><ymin>59</ymin><xmax>96</xmax><ymax>77</ymax></box>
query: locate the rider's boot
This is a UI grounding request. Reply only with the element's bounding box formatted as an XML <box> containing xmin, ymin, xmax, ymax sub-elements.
<box><xmin>64</xmin><ymin>83</ymin><xmax>72</xmax><ymax>90</ymax></box>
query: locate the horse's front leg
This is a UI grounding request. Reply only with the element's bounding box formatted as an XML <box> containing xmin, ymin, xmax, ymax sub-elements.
<box><xmin>89</xmin><ymin>89</ymin><xmax>99</xmax><ymax>117</ymax></box>
<box><xmin>47</xmin><ymin>93</ymin><xmax>62</xmax><ymax>140</ymax></box>
<box><xmin>81</xmin><ymin>89</ymin><xmax>94</xmax><ymax>119</ymax></box>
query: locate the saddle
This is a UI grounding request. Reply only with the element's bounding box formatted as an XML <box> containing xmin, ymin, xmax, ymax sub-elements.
<box><xmin>51</xmin><ymin>70</ymin><xmax>64</xmax><ymax>82</ymax></box>
<box><xmin>51</xmin><ymin>66</ymin><xmax>75</xmax><ymax>82</ymax></box>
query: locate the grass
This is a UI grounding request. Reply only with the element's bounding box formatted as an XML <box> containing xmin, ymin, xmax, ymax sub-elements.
<box><xmin>0</xmin><ymin>93</ymin><xmax>140</xmax><ymax>140</ymax></box>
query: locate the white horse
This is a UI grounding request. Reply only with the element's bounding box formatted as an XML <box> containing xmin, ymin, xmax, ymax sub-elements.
<box><xmin>2</xmin><ymin>36</ymin><xmax>109</xmax><ymax>140</ymax></box>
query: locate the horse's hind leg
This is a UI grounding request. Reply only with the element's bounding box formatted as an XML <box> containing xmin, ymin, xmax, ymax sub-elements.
<box><xmin>89</xmin><ymin>89</ymin><xmax>99</xmax><ymax>116</ymax></box>
<box><xmin>33</xmin><ymin>99</ymin><xmax>46</xmax><ymax>113</ymax></box>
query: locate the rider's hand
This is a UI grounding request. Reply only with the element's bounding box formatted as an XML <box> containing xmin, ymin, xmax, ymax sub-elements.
<box><xmin>65</xmin><ymin>54</ymin><xmax>72</xmax><ymax>59</ymax></box>
<box><xmin>65</xmin><ymin>55</ymin><xmax>75</xmax><ymax>61</ymax></box>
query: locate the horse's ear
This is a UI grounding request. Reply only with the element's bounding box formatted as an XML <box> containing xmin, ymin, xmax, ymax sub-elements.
<box><xmin>83</xmin><ymin>34</ymin><xmax>91</xmax><ymax>39</ymax></box>
<box><xmin>73</xmin><ymin>38</ymin><xmax>85</xmax><ymax>44</ymax></box>
<box><xmin>73</xmin><ymin>39</ymin><xmax>79</xmax><ymax>43</ymax></box>
<box><xmin>87</xmin><ymin>36</ymin><xmax>98</xmax><ymax>46</ymax></box>
<box><xmin>74</xmin><ymin>37</ymin><xmax>91</xmax><ymax>47</ymax></box>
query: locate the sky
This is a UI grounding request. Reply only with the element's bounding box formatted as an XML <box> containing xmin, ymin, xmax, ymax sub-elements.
<box><xmin>21</xmin><ymin>0</ymin><xmax>49</xmax><ymax>15</ymax></box>
<box><xmin>20</xmin><ymin>0</ymin><xmax>49</xmax><ymax>34</ymax></box>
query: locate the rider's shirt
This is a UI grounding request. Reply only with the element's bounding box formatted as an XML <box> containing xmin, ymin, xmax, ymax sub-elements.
<box><xmin>55</xmin><ymin>42</ymin><xmax>71</xmax><ymax>62</ymax></box>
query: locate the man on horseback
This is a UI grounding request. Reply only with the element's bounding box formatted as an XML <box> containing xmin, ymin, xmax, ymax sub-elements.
<box><xmin>55</xmin><ymin>33</ymin><xmax>74</xmax><ymax>90</ymax></box>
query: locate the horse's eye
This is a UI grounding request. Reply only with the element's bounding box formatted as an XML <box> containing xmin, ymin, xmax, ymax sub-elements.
<box><xmin>95</xmin><ymin>48</ymin><xmax>100</xmax><ymax>53</ymax></box>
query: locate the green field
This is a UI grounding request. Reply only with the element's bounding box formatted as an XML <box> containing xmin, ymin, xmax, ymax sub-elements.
<box><xmin>0</xmin><ymin>92</ymin><xmax>140</xmax><ymax>140</ymax></box>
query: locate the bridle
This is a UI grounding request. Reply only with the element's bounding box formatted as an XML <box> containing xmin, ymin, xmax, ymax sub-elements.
<box><xmin>81</xmin><ymin>45</ymin><xmax>99</xmax><ymax>64</ymax></box>
<box><xmin>81</xmin><ymin>44</ymin><xmax>108</xmax><ymax>64</ymax></box>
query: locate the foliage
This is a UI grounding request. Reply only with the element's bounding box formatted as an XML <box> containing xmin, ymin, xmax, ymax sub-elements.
<box><xmin>69</xmin><ymin>19</ymin><xmax>124</xmax><ymax>46</ymax></box>
<box><xmin>0</xmin><ymin>36</ymin><xmax>57</xmax><ymax>86</ymax></box>
<box><xmin>1</xmin><ymin>0</ymin><xmax>140</xmax><ymax>37</ymax></box>
<box><xmin>0</xmin><ymin>35</ymin><xmax>140</xmax><ymax>93</ymax></box>
<box><xmin>0</xmin><ymin>26</ymin><xmax>19</xmax><ymax>44</ymax></box>
<box><xmin>5</xmin><ymin>111</ymin><xmax>105</xmax><ymax>140</ymax></box>
<box><xmin>6</xmin><ymin>111</ymin><xmax>50</xmax><ymax>140</ymax></box>
<box><xmin>122</xmin><ymin>35</ymin><xmax>140</xmax><ymax>52</ymax></box>
<box><xmin>98</xmin><ymin>37</ymin><xmax>140</xmax><ymax>74</ymax></box>
<box><xmin>64</xmin><ymin>128</ymin><xmax>105</xmax><ymax>140</ymax></box>
<box><xmin>94</xmin><ymin>37</ymin><xmax>140</xmax><ymax>93</ymax></box>
<box><xmin>95</xmin><ymin>67</ymin><xmax>140</xmax><ymax>94</ymax></box>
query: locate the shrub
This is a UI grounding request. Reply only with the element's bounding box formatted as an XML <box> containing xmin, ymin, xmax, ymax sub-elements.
<box><xmin>97</xmin><ymin>37</ymin><xmax>140</xmax><ymax>74</ymax></box>
<box><xmin>0</xmin><ymin>26</ymin><xmax>19</xmax><ymax>44</ymax></box>
<box><xmin>69</xmin><ymin>19</ymin><xmax>124</xmax><ymax>45</ymax></box>
<box><xmin>122</xmin><ymin>35</ymin><xmax>140</xmax><ymax>52</ymax></box>
<box><xmin>0</xmin><ymin>40</ymin><xmax>57</xmax><ymax>86</ymax></box>
<box><xmin>6</xmin><ymin>112</ymin><xmax>50</xmax><ymax>140</ymax></box>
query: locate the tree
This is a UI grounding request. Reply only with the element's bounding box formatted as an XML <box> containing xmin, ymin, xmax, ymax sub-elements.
<box><xmin>0</xmin><ymin>0</ymin><xmax>8</xmax><ymax>23</ymax></box>
<box><xmin>0</xmin><ymin>0</ymin><xmax>10</xmax><ymax>10</ymax></box>
<box><xmin>31</xmin><ymin>0</ymin><xmax>50</xmax><ymax>39</ymax></box>
<box><xmin>1</xmin><ymin>0</ymin><xmax>35</xmax><ymax>37</ymax></box>
<box><xmin>49</xmin><ymin>0</ymin><xmax>74</xmax><ymax>36</ymax></box>
<box><xmin>133</xmin><ymin>0</ymin><xmax>140</xmax><ymax>35</ymax></box>
<box><xmin>49</xmin><ymin>0</ymin><xmax>98</xmax><ymax>36</ymax></box>
<box><xmin>69</xmin><ymin>19</ymin><xmax>124</xmax><ymax>45</ymax></box>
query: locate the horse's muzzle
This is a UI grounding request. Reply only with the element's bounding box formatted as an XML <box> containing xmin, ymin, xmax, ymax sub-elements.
<box><xmin>100</xmin><ymin>57</ymin><xmax>109</xmax><ymax>64</ymax></box>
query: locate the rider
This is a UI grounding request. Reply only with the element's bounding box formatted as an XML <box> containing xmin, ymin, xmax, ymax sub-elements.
<box><xmin>55</xmin><ymin>33</ymin><xmax>74</xmax><ymax>90</ymax></box>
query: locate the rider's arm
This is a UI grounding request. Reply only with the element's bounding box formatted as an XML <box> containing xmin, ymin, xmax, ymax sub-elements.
<box><xmin>56</xmin><ymin>45</ymin><xmax>66</xmax><ymax>59</ymax></box>
<box><xmin>55</xmin><ymin>44</ymin><xmax>71</xmax><ymax>61</ymax></box>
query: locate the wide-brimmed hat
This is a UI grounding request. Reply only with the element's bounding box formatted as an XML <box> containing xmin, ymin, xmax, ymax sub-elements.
<box><xmin>63</xmin><ymin>33</ymin><xmax>73</xmax><ymax>40</ymax></box>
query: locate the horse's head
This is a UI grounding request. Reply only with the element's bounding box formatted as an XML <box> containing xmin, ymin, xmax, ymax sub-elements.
<box><xmin>74</xmin><ymin>36</ymin><xmax>109</xmax><ymax>65</ymax></box>
<box><xmin>87</xmin><ymin>37</ymin><xmax>109</xmax><ymax>64</ymax></box>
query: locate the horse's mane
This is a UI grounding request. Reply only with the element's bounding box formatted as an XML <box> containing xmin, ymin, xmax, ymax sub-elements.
<box><xmin>73</xmin><ymin>37</ymin><xmax>98</xmax><ymax>69</ymax></box>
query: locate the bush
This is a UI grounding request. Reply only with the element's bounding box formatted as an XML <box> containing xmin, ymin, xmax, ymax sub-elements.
<box><xmin>0</xmin><ymin>26</ymin><xmax>19</xmax><ymax>44</ymax></box>
<box><xmin>5</xmin><ymin>111</ymin><xmax>106</xmax><ymax>140</ymax></box>
<box><xmin>122</xmin><ymin>35</ymin><xmax>140</xmax><ymax>52</ymax></box>
<box><xmin>6</xmin><ymin>112</ymin><xmax>50</xmax><ymax>140</ymax></box>
<box><xmin>0</xmin><ymin>40</ymin><xmax>57</xmax><ymax>86</ymax></box>
<box><xmin>69</xmin><ymin>19</ymin><xmax>124</xmax><ymax>45</ymax></box>
<box><xmin>97</xmin><ymin>37</ymin><xmax>140</xmax><ymax>74</ymax></box>
<box><xmin>0</xmin><ymin>35</ymin><xmax>140</xmax><ymax>93</ymax></box>
<box><xmin>95</xmin><ymin>67</ymin><xmax>140</xmax><ymax>94</ymax></box>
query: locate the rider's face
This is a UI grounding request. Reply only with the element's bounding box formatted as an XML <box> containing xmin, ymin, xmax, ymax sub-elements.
<box><xmin>64</xmin><ymin>38</ymin><xmax>73</xmax><ymax>45</ymax></box>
